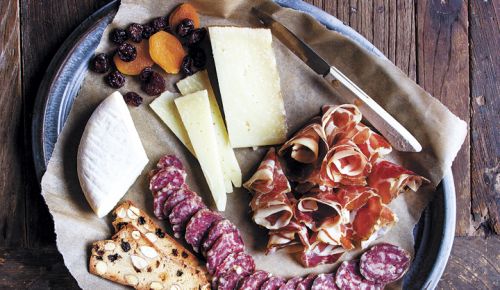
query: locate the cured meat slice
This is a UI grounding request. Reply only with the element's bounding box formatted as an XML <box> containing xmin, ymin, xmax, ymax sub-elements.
<box><xmin>299</xmin><ymin>238</ymin><xmax>344</xmax><ymax>267</ymax></box>
<box><xmin>250</xmin><ymin>191</ymin><xmax>294</xmax><ymax>230</ymax></box>
<box><xmin>321</xmin><ymin>104</ymin><xmax>362</xmax><ymax>146</ymax></box>
<box><xmin>162</xmin><ymin>188</ymin><xmax>196</xmax><ymax>217</ymax></box>
<box><xmin>168</xmin><ymin>195</ymin><xmax>206</xmax><ymax>237</ymax></box>
<box><xmin>206</xmin><ymin>231</ymin><xmax>244</xmax><ymax>274</ymax></box>
<box><xmin>360</xmin><ymin>243</ymin><xmax>411</xmax><ymax>284</ymax></box>
<box><xmin>311</xmin><ymin>273</ymin><xmax>337</xmax><ymax>290</ymax></box>
<box><xmin>320</xmin><ymin>139</ymin><xmax>371</xmax><ymax>187</ymax></box>
<box><xmin>368</xmin><ymin>160</ymin><xmax>428</xmax><ymax>204</ymax></box>
<box><xmin>352</xmin><ymin>196</ymin><xmax>384</xmax><ymax>244</ymax></box>
<box><xmin>201</xmin><ymin>219</ymin><xmax>240</xmax><ymax>257</ymax></box>
<box><xmin>278</xmin><ymin>276</ymin><xmax>303</xmax><ymax>290</ymax></box>
<box><xmin>335</xmin><ymin>186</ymin><xmax>376</xmax><ymax>211</ymax></box>
<box><xmin>185</xmin><ymin>209</ymin><xmax>223</xmax><ymax>252</ymax></box>
<box><xmin>152</xmin><ymin>184</ymin><xmax>188</xmax><ymax>220</ymax></box>
<box><xmin>156</xmin><ymin>154</ymin><xmax>184</xmax><ymax>170</ymax></box>
<box><xmin>295</xmin><ymin>188</ymin><xmax>345</xmax><ymax>232</ymax></box>
<box><xmin>335</xmin><ymin>261</ymin><xmax>382</xmax><ymax>290</ymax></box>
<box><xmin>213</xmin><ymin>252</ymin><xmax>255</xmax><ymax>290</ymax></box>
<box><xmin>260</xmin><ymin>276</ymin><xmax>286</xmax><ymax>290</ymax></box>
<box><xmin>217</xmin><ymin>271</ymin><xmax>247</xmax><ymax>290</ymax></box>
<box><xmin>295</xmin><ymin>274</ymin><xmax>317</xmax><ymax>290</ymax></box>
<box><xmin>238</xmin><ymin>270</ymin><xmax>271</xmax><ymax>290</ymax></box>
<box><xmin>149</xmin><ymin>166</ymin><xmax>186</xmax><ymax>192</ymax></box>
<box><xmin>243</xmin><ymin>148</ymin><xmax>291</xmax><ymax>195</ymax></box>
<box><xmin>339</xmin><ymin>123</ymin><xmax>392</xmax><ymax>162</ymax></box>
<box><xmin>278</xmin><ymin>117</ymin><xmax>327</xmax><ymax>182</ymax></box>
<box><xmin>267</xmin><ymin>220</ymin><xmax>309</xmax><ymax>254</ymax></box>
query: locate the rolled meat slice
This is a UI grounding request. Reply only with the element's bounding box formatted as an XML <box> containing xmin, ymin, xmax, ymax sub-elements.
<box><xmin>339</xmin><ymin>123</ymin><xmax>392</xmax><ymax>162</ymax></box>
<box><xmin>299</xmin><ymin>239</ymin><xmax>344</xmax><ymax>268</ymax></box>
<box><xmin>250</xmin><ymin>191</ymin><xmax>294</xmax><ymax>230</ymax></box>
<box><xmin>321</xmin><ymin>104</ymin><xmax>362</xmax><ymax>147</ymax></box>
<box><xmin>162</xmin><ymin>188</ymin><xmax>196</xmax><ymax>217</ymax></box>
<box><xmin>360</xmin><ymin>243</ymin><xmax>411</xmax><ymax>284</ymax></box>
<box><xmin>266</xmin><ymin>220</ymin><xmax>309</xmax><ymax>254</ymax></box>
<box><xmin>295</xmin><ymin>274</ymin><xmax>317</xmax><ymax>290</ymax></box>
<box><xmin>243</xmin><ymin>148</ymin><xmax>291</xmax><ymax>195</ymax></box>
<box><xmin>295</xmin><ymin>188</ymin><xmax>346</xmax><ymax>232</ymax></box>
<box><xmin>311</xmin><ymin>273</ymin><xmax>337</xmax><ymax>290</ymax></box>
<box><xmin>206</xmin><ymin>231</ymin><xmax>244</xmax><ymax>274</ymax></box>
<box><xmin>335</xmin><ymin>260</ymin><xmax>382</xmax><ymax>290</ymax></box>
<box><xmin>168</xmin><ymin>195</ymin><xmax>206</xmax><ymax>237</ymax></box>
<box><xmin>278</xmin><ymin>276</ymin><xmax>303</xmax><ymax>290</ymax></box>
<box><xmin>260</xmin><ymin>276</ymin><xmax>286</xmax><ymax>290</ymax></box>
<box><xmin>201</xmin><ymin>219</ymin><xmax>240</xmax><ymax>257</ymax></box>
<box><xmin>368</xmin><ymin>160</ymin><xmax>429</xmax><ymax>204</ymax></box>
<box><xmin>238</xmin><ymin>270</ymin><xmax>271</xmax><ymax>290</ymax></box>
<box><xmin>185</xmin><ymin>209</ymin><xmax>223</xmax><ymax>252</ymax></box>
<box><xmin>335</xmin><ymin>186</ymin><xmax>377</xmax><ymax>211</ymax></box>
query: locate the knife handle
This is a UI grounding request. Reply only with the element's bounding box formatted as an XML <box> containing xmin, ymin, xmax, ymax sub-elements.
<box><xmin>325</xmin><ymin>66</ymin><xmax>422</xmax><ymax>152</ymax></box>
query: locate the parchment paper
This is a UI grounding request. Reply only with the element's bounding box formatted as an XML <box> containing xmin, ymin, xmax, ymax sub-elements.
<box><xmin>41</xmin><ymin>0</ymin><xmax>467</xmax><ymax>289</ymax></box>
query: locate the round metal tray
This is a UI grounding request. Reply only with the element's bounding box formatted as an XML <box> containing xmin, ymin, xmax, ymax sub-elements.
<box><xmin>32</xmin><ymin>1</ymin><xmax>455</xmax><ymax>289</ymax></box>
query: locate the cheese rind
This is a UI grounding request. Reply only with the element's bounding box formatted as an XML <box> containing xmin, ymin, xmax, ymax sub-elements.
<box><xmin>149</xmin><ymin>91</ymin><xmax>195</xmax><ymax>155</ymax></box>
<box><xmin>177</xmin><ymin>70</ymin><xmax>242</xmax><ymax>189</ymax></box>
<box><xmin>209</xmin><ymin>27</ymin><xmax>287</xmax><ymax>148</ymax></box>
<box><xmin>175</xmin><ymin>90</ymin><xmax>227</xmax><ymax>211</ymax></box>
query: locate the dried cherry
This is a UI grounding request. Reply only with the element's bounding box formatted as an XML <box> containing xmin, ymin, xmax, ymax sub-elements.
<box><xmin>105</xmin><ymin>70</ymin><xmax>126</xmax><ymax>88</ymax></box>
<box><xmin>139</xmin><ymin>67</ymin><xmax>153</xmax><ymax>82</ymax></box>
<box><xmin>141</xmin><ymin>70</ymin><xmax>166</xmax><ymax>96</ymax></box>
<box><xmin>117</xmin><ymin>43</ymin><xmax>137</xmax><ymax>62</ymax></box>
<box><xmin>90</xmin><ymin>53</ymin><xmax>111</xmax><ymax>73</ymax></box>
<box><xmin>176</xmin><ymin>18</ymin><xmax>194</xmax><ymax>37</ymax></box>
<box><xmin>180</xmin><ymin>55</ymin><xmax>194</xmax><ymax>76</ymax></box>
<box><xmin>123</xmin><ymin>92</ymin><xmax>143</xmax><ymax>107</ymax></box>
<box><xmin>185</xmin><ymin>28</ymin><xmax>206</xmax><ymax>46</ymax></box>
<box><xmin>151</xmin><ymin>17</ymin><xmax>168</xmax><ymax>33</ymax></box>
<box><xmin>109</xmin><ymin>28</ymin><xmax>128</xmax><ymax>44</ymax></box>
<box><xmin>126</xmin><ymin>23</ymin><xmax>144</xmax><ymax>42</ymax></box>
<box><xmin>189</xmin><ymin>47</ymin><xmax>206</xmax><ymax>68</ymax></box>
<box><xmin>142</xmin><ymin>24</ymin><xmax>154</xmax><ymax>39</ymax></box>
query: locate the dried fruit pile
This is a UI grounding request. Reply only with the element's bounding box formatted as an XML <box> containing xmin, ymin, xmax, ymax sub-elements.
<box><xmin>89</xmin><ymin>3</ymin><xmax>207</xmax><ymax>106</ymax></box>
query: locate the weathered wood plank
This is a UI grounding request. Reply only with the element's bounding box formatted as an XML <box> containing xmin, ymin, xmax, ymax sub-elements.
<box><xmin>416</xmin><ymin>0</ymin><xmax>471</xmax><ymax>236</ymax></box>
<box><xmin>470</xmin><ymin>0</ymin><xmax>500</xmax><ymax>235</ymax></box>
<box><xmin>0</xmin><ymin>0</ymin><xmax>26</xmax><ymax>247</ymax></box>
<box><xmin>20</xmin><ymin>0</ymin><xmax>111</xmax><ymax>247</ymax></box>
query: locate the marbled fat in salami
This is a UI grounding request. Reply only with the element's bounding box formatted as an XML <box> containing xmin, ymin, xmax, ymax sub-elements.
<box><xmin>149</xmin><ymin>166</ymin><xmax>186</xmax><ymax>192</ymax></box>
<box><xmin>201</xmin><ymin>219</ymin><xmax>240</xmax><ymax>257</ymax></box>
<box><xmin>237</xmin><ymin>270</ymin><xmax>271</xmax><ymax>290</ymax></box>
<box><xmin>206</xmin><ymin>231</ymin><xmax>244</xmax><ymax>274</ymax></box>
<box><xmin>185</xmin><ymin>209</ymin><xmax>223</xmax><ymax>252</ymax></box>
<box><xmin>360</xmin><ymin>243</ymin><xmax>411</xmax><ymax>284</ymax></box>
<box><xmin>162</xmin><ymin>188</ymin><xmax>196</xmax><ymax>217</ymax></box>
<box><xmin>278</xmin><ymin>276</ymin><xmax>303</xmax><ymax>290</ymax></box>
<box><xmin>168</xmin><ymin>196</ymin><xmax>206</xmax><ymax>237</ymax></box>
<box><xmin>214</xmin><ymin>252</ymin><xmax>255</xmax><ymax>279</ymax></box>
<box><xmin>156</xmin><ymin>154</ymin><xmax>184</xmax><ymax>170</ymax></box>
<box><xmin>311</xmin><ymin>273</ymin><xmax>337</xmax><ymax>290</ymax></box>
<box><xmin>335</xmin><ymin>261</ymin><xmax>382</xmax><ymax>290</ymax></box>
<box><xmin>295</xmin><ymin>274</ymin><xmax>317</xmax><ymax>290</ymax></box>
<box><xmin>260</xmin><ymin>276</ymin><xmax>286</xmax><ymax>290</ymax></box>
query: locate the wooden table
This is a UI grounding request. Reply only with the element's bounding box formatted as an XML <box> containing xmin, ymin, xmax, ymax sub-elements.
<box><xmin>0</xmin><ymin>0</ymin><xmax>498</xmax><ymax>288</ymax></box>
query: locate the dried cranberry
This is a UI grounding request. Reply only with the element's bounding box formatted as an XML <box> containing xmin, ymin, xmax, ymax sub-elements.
<box><xmin>126</xmin><ymin>23</ymin><xmax>143</xmax><ymax>42</ymax></box>
<box><xmin>109</xmin><ymin>28</ymin><xmax>128</xmax><ymax>44</ymax></box>
<box><xmin>151</xmin><ymin>17</ymin><xmax>167</xmax><ymax>33</ymax></box>
<box><xmin>108</xmin><ymin>253</ymin><xmax>120</xmax><ymax>262</ymax></box>
<box><xmin>139</xmin><ymin>67</ymin><xmax>153</xmax><ymax>82</ymax></box>
<box><xmin>123</xmin><ymin>92</ymin><xmax>143</xmax><ymax>107</ymax></box>
<box><xmin>142</xmin><ymin>24</ymin><xmax>154</xmax><ymax>39</ymax></box>
<box><xmin>105</xmin><ymin>70</ymin><xmax>126</xmax><ymax>88</ymax></box>
<box><xmin>185</xmin><ymin>28</ymin><xmax>207</xmax><ymax>46</ymax></box>
<box><xmin>117</xmin><ymin>43</ymin><xmax>137</xmax><ymax>62</ymax></box>
<box><xmin>176</xmin><ymin>18</ymin><xmax>194</xmax><ymax>37</ymax></box>
<box><xmin>189</xmin><ymin>47</ymin><xmax>206</xmax><ymax>68</ymax></box>
<box><xmin>180</xmin><ymin>55</ymin><xmax>194</xmax><ymax>76</ymax></box>
<box><xmin>141</xmin><ymin>70</ymin><xmax>165</xmax><ymax>96</ymax></box>
<box><xmin>90</xmin><ymin>53</ymin><xmax>111</xmax><ymax>73</ymax></box>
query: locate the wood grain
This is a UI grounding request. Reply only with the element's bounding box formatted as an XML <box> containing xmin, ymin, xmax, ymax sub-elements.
<box><xmin>470</xmin><ymin>0</ymin><xmax>500</xmax><ymax>235</ymax></box>
<box><xmin>416</xmin><ymin>0</ymin><xmax>472</xmax><ymax>236</ymax></box>
<box><xmin>0</xmin><ymin>0</ymin><xmax>26</xmax><ymax>247</ymax></box>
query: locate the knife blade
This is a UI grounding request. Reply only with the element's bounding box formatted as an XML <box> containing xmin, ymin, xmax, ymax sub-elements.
<box><xmin>252</xmin><ymin>3</ymin><xmax>422</xmax><ymax>152</ymax></box>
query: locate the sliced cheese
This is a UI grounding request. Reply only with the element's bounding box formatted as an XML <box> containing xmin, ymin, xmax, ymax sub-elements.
<box><xmin>175</xmin><ymin>90</ymin><xmax>227</xmax><ymax>211</ymax></box>
<box><xmin>77</xmin><ymin>91</ymin><xmax>149</xmax><ymax>217</ymax></box>
<box><xmin>149</xmin><ymin>91</ymin><xmax>195</xmax><ymax>155</ymax></box>
<box><xmin>176</xmin><ymin>70</ymin><xmax>242</xmax><ymax>190</ymax></box>
<box><xmin>209</xmin><ymin>27</ymin><xmax>287</xmax><ymax>148</ymax></box>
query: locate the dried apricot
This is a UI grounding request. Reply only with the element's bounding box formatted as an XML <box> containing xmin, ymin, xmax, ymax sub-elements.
<box><xmin>149</xmin><ymin>31</ymin><xmax>186</xmax><ymax>74</ymax></box>
<box><xmin>169</xmin><ymin>3</ymin><xmax>200</xmax><ymax>30</ymax></box>
<box><xmin>113</xmin><ymin>40</ymin><xmax>154</xmax><ymax>75</ymax></box>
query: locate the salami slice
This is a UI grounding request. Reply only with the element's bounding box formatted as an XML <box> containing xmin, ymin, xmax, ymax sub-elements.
<box><xmin>168</xmin><ymin>196</ymin><xmax>206</xmax><ymax>238</ymax></box>
<box><xmin>311</xmin><ymin>273</ymin><xmax>337</xmax><ymax>290</ymax></box>
<box><xmin>359</xmin><ymin>243</ymin><xmax>411</xmax><ymax>284</ymax></box>
<box><xmin>152</xmin><ymin>184</ymin><xmax>187</xmax><ymax>220</ymax></box>
<box><xmin>185</xmin><ymin>209</ymin><xmax>223</xmax><ymax>252</ymax></box>
<box><xmin>238</xmin><ymin>270</ymin><xmax>271</xmax><ymax>290</ymax></box>
<box><xmin>214</xmin><ymin>252</ymin><xmax>255</xmax><ymax>279</ymax></box>
<box><xmin>157</xmin><ymin>154</ymin><xmax>184</xmax><ymax>170</ymax></box>
<box><xmin>163</xmin><ymin>188</ymin><xmax>196</xmax><ymax>217</ymax></box>
<box><xmin>335</xmin><ymin>261</ymin><xmax>382</xmax><ymax>290</ymax></box>
<box><xmin>296</xmin><ymin>274</ymin><xmax>317</xmax><ymax>290</ymax></box>
<box><xmin>278</xmin><ymin>276</ymin><xmax>303</xmax><ymax>290</ymax></box>
<box><xmin>206</xmin><ymin>231</ymin><xmax>244</xmax><ymax>274</ymax></box>
<box><xmin>201</xmin><ymin>219</ymin><xmax>240</xmax><ymax>257</ymax></box>
<box><xmin>217</xmin><ymin>271</ymin><xmax>247</xmax><ymax>290</ymax></box>
<box><xmin>149</xmin><ymin>166</ymin><xmax>186</xmax><ymax>192</ymax></box>
<box><xmin>261</xmin><ymin>276</ymin><xmax>286</xmax><ymax>290</ymax></box>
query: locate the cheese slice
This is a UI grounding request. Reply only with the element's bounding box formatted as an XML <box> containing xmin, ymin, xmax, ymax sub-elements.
<box><xmin>176</xmin><ymin>70</ymin><xmax>242</xmax><ymax>190</ymax></box>
<box><xmin>209</xmin><ymin>27</ymin><xmax>287</xmax><ymax>148</ymax></box>
<box><xmin>175</xmin><ymin>90</ymin><xmax>227</xmax><ymax>211</ymax></box>
<box><xmin>77</xmin><ymin>91</ymin><xmax>149</xmax><ymax>217</ymax></box>
<box><xmin>150</xmin><ymin>91</ymin><xmax>195</xmax><ymax>155</ymax></box>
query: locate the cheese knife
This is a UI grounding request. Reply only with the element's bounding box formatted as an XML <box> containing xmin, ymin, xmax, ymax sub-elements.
<box><xmin>252</xmin><ymin>4</ymin><xmax>422</xmax><ymax>152</ymax></box>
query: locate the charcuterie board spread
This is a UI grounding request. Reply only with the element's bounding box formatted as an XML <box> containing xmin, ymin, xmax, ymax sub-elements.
<box><xmin>39</xmin><ymin>0</ymin><xmax>468</xmax><ymax>290</ymax></box>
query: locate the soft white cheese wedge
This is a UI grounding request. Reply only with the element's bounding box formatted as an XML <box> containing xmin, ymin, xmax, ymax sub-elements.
<box><xmin>150</xmin><ymin>91</ymin><xmax>195</xmax><ymax>155</ymax></box>
<box><xmin>175</xmin><ymin>90</ymin><xmax>227</xmax><ymax>211</ymax></box>
<box><xmin>176</xmin><ymin>70</ymin><xmax>242</xmax><ymax>190</ymax></box>
<box><xmin>209</xmin><ymin>27</ymin><xmax>287</xmax><ymax>148</ymax></box>
<box><xmin>77</xmin><ymin>91</ymin><xmax>149</xmax><ymax>217</ymax></box>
